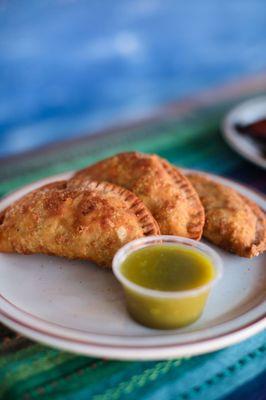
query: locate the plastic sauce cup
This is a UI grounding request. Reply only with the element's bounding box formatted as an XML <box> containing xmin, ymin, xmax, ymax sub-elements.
<box><xmin>112</xmin><ymin>236</ymin><xmax>223</xmax><ymax>329</ymax></box>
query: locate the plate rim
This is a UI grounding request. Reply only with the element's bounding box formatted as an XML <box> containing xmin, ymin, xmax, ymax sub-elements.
<box><xmin>0</xmin><ymin>170</ymin><xmax>265</xmax><ymax>359</ymax></box>
<box><xmin>0</xmin><ymin>285</ymin><xmax>265</xmax><ymax>346</ymax></box>
<box><xmin>0</xmin><ymin>310</ymin><xmax>265</xmax><ymax>360</ymax></box>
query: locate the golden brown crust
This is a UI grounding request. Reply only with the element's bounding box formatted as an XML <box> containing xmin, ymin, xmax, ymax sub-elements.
<box><xmin>158</xmin><ymin>158</ymin><xmax>205</xmax><ymax>240</ymax></box>
<box><xmin>71</xmin><ymin>152</ymin><xmax>205</xmax><ymax>239</ymax></box>
<box><xmin>70</xmin><ymin>180</ymin><xmax>160</xmax><ymax>236</ymax></box>
<box><xmin>0</xmin><ymin>180</ymin><xmax>160</xmax><ymax>267</ymax></box>
<box><xmin>187</xmin><ymin>172</ymin><xmax>266</xmax><ymax>258</ymax></box>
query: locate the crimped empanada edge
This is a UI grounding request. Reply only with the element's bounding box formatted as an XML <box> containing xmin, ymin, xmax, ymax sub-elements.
<box><xmin>158</xmin><ymin>159</ymin><xmax>205</xmax><ymax>240</ymax></box>
<box><xmin>187</xmin><ymin>172</ymin><xmax>266</xmax><ymax>258</ymax></box>
<box><xmin>75</xmin><ymin>180</ymin><xmax>161</xmax><ymax>236</ymax></box>
<box><xmin>239</xmin><ymin>194</ymin><xmax>266</xmax><ymax>257</ymax></box>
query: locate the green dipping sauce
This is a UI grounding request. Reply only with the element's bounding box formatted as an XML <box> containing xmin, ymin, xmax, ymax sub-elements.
<box><xmin>121</xmin><ymin>245</ymin><xmax>215</xmax><ymax>292</ymax></box>
<box><xmin>120</xmin><ymin>244</ymin><xmax>216</xmax><ymax>329</ymax></box>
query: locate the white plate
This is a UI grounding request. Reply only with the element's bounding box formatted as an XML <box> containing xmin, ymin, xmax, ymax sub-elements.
<box><xmin>223</xmin><ymin>97</ymin><xmax>266</xmax><ymax>169</ymax></box>
<box><xmin>0</xmin><ymin>172</ymin><xmax>265</xmax><ymax>360</ymax></box>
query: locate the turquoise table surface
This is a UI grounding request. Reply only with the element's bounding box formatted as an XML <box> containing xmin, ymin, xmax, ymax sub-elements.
<box><xmin>0</xmin><ymin>80</ymin><xmax>265</xmax><ymax>399</ymax></box>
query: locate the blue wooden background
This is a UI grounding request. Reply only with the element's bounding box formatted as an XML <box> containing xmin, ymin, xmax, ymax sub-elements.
<box><xmin>0</xmin><ymin>0</ymin><xmax>266</xmax><ymax>157</ymax></box>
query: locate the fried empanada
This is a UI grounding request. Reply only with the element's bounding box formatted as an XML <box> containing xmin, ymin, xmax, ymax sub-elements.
<box><xmin>0</xmin><ymin>180</ymin><xmax>160</xmax><ymax>267</ymax></box>
<box><xmin>71</xmin><ymin>152</ymin><xmax>204</xmax><ymax>239</ymax></box>
<box><xmin>187</xmin><ymin>173</ymin><xmax>266</xmax><ymax>258</ymax></box>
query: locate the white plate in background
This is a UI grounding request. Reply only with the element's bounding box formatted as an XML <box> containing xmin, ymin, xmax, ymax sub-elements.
<box><xmin>223</xmin><ymin>96</ymin><xmax>266</xmax><ymax>169</ymax></box>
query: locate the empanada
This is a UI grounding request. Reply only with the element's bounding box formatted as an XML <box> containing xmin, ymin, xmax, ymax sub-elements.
<box><xmin>187</xmin><ymin>173</ymin><xmax>266</xmax><ymax>258</ymax></box>
<box><xmin>71</xmin><ymin>152</ymin><xmax>204</xmax><ymax>239</ymax></box>
<box><xmin>0</xmin><ymin>180</ymin><xmax>160</xmax><ymax>267</ymax></box>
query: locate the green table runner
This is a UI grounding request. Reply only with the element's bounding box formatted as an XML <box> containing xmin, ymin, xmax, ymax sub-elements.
<box><xmin>0</xmin><ymin>83</ymin><xmax>265</xmax><ymax>400</ymax></box>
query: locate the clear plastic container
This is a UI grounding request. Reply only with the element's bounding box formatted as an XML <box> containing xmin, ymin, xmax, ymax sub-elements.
<box><xmin>113</xmin><ymin>236</ymin><xmax>223</xmax><ymax>329</ymax></box>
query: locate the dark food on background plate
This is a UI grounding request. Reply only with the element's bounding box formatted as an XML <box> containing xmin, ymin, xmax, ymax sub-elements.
<box><xmin>71</xmin><ymin>152</ymin><xmax>205</xmax><ymax>240</ymax></box>
<box><xmin>187</xmin><ymin>173</ymin><xmax>266</xmax><ymax>258</ymax></box>
<box><xmin>0</xmin><ymin>180</ymin><xmax>160</xmax><ymax>267</ymax></box>
<box><xmin>235</xmin><ymin>118</ymin><xmax>266</xmax><ymax>158</ymax></box>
